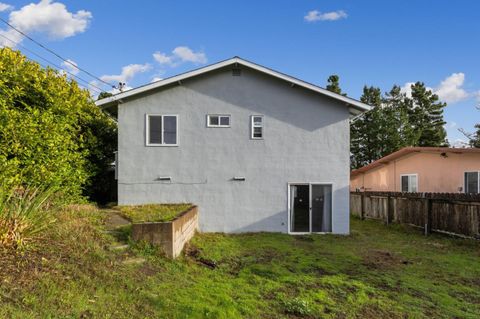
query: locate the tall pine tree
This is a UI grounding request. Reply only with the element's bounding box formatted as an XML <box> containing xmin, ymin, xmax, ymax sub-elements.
<box><xmin>408</xmin><ymin>82</ymin><xmax>448</xmax><ymax>146</ymax></box>
<box><xmin>326</xmin><ymin>75</ymin><xmax>347</xmax><ymax>96</ymax></box>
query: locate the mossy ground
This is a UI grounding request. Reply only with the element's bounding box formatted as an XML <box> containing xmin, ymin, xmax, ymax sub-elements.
<box><xmin>0</xmin><ymin>205</ymin><xmax>479</xmax><ymax>318</ymax></box>
<box><xmin>115</xmin><ymin>203</ymin><xmax>192</xmax><ymax>223</ymax></box>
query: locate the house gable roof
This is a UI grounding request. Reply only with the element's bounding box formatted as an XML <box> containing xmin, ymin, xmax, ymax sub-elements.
<box><xmin>351</xmin><ymin>147</ymin><xmax>480</xmax><ymax>177</ymax></box>
<box><xmin>95</xmin><ymin>56</ymin><xmax>371</xmax><ymax>115</ymax></box>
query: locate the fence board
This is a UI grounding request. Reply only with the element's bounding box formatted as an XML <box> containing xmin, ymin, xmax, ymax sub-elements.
<box><xmin>351</xmin><ymin>192</ymin><xmax>480</xmax><ymax>239</ymax></box>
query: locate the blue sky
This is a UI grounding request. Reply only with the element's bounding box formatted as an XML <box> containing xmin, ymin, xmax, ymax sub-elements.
<box><xmin>1</xmin><ymin>0</ymin><xmax>479</xmax><ymax>144</ymax></box>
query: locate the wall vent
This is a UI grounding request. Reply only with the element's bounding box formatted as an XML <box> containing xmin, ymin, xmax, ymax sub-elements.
<box><xmin>232</xmin><ymin>68</ymin><xmax>242</xmax><ymax>76</ymax></box>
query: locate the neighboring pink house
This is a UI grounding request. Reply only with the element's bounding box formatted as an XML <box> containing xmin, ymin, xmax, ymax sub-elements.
<box><xmin>350</xmin><ymin>147</ymin><xmax>480</xmax><ymax>193</ymax></box>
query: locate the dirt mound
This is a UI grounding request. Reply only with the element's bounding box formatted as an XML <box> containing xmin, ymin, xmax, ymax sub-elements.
<box><xmin>362</xmin><ymin>250</ymin><xmax>410</xmax><ymax>269</ymax></box>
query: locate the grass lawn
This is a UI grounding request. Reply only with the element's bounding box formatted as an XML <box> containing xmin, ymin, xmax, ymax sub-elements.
<box><xmin>1</xmin><ymin>205</ymin><xmax>479</xmax><ymax>318</ymax></box>
<box><xmin>116</xmin><ymin>203</ymin><xmax>192</xmax><ymax>222</ymax></box>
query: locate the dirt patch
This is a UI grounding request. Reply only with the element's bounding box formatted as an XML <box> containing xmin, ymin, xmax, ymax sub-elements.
<box><xmin>354</xmin><ymin>303</ymin><xmax>403</xmax><ymax>319</ymax></box>
<box><xmin>362</xmin><ymin>250</ymin><xmax>410</xmax><ymax>269</ymax></box>
<box><xmin>184</xmin><ymin>244</ymin><xmax>217</xmax><ymax>269</ymax></box>
<box><xmin>307</xmin><ymin>265</ymin><xmax>334</xmax><ymax>277</ymax></box>
<box><xmin>224</xmin><ymin>249</ymin><xmax>283</xmax><ymax>276</ymax></box>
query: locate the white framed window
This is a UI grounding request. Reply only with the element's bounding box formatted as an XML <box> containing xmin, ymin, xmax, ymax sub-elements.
<box><xmin>401</xmin><ymin>174</ymin><xmax>418</xmax><ymax>192</ymax></box>
<box><xmin>207</xmin><ymin>115</ymin><xmax>230</xmax><ymax>127</ymax></box>
<box><xmin>146</xmin><ymin>114</ymin><xmax>178</xmax><ymax>146</ymax></box>
<box><xmin>251</xmin><ymin>115</ymin><xmax>264</xmax><ymax>139</ymax></box>
<box><xmin>464</xmin><ymin>171</ymin><xmax>479</xmax><ymax>193</ymax></box>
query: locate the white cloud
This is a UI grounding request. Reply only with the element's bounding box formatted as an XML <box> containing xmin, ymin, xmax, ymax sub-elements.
<box><xmin>0</xmin><ymin>2</ymin><xmax>13</xmax><ymax>12</ymax></box>
<box><xmin>100</xmin><ymin>63</ymin><xmax>151</xmax><ymax>84</ymax></box>
<box><xmin>1</xmin><ymin>0</ymin><xmax>92</xmax><ymax>46</ymax></box>
<box><xmin>153</xmin><ymin>52</ymin><xmax>173</xmax><ymax>65</ymax></box>
<box><xmin>304</xmin><ymin>10</ymin><xmax>347</xmax><ymax>22</ymax></box>
<box><xmin>401</xmin><ymin>73</ymin><xmax>472</xmax><ymax>104</ymax></box>
<box><xmin>0</xmin><ymin>27</ymin><xmax>23</xmax><ymax>46</ymax></box>
<box><xmin>172</xmin><ymin>46</ymin><xmax>207</xmax><ymax>64</ymax></box>
<box><xmin>151</xmin><ymin>76</ymin><xmax>163</xmax><ymax>83</ymax></box>
<box><xmin>153</xmin><ymin>46</ymin><xmax>207</xmax><ymax>67</ymax></box>
<box><xmin>452</xmin><ymin>138</ymin><xmax>470</xmax><ymax>148</ymax></box>
<box><xmin>61</xmin><ymin>59</ymin><xmax>79</xmax><ymax>75</ymax></box>
<box><xmin>400</xmin><ymin>82</ymin><xmax>434</xmax><ymax>98</ymax></box>
<box><xmin>435</xmin><ymin>73</ymin><xmax>469</xmax><ymax>103</ymax></box>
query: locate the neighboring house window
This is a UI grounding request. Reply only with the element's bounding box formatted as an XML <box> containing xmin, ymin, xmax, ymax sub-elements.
<box><xmin>146</xmin><ymin>114</ymin><xmax>178</xmax><ymax>146</ymax></box>
<box><xmin>207</xmin><ymin>115</ymin><xmax>230</xmax><ymax>127</ymax></box>
<box><xmin>251</xmin><ymin>115</ymin><xmax>264</xmax><ymax>139</ymax></box>
<box><xmin>464</xmin><ymin>171</ymin><xmax>479</xmax><ymax>193</ymax></box>
<box><xmin>401</xmin><ymin>174</ymin><xmax>418</xmax><ymax>192</ymax></box>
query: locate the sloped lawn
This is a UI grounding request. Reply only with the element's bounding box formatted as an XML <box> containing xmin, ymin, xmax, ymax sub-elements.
<box><xmin>0</xmin><ymin>205</ymin><xmax>479</xmax><ymax>318</ymax></box>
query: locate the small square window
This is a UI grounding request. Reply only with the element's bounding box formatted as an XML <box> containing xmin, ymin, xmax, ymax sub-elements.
<box><xmin>209</xmin><ymin>115</ymin><xmax>219</xmax><ymax>126</ymax></box>
<box><xmin>207</xmin><ymin>115</ymin><xmax>230</xmax><ymax>127</ymax></box>
<box><xmin>220</xmin><ymin>116</ymin><xmax>230</xmax><ymax>126</ymax></box>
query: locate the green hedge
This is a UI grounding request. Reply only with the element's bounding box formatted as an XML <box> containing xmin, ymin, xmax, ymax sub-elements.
<box><xmin>0</xmin><ymin>48</ymin><xmax>117</xmax><ymax>201</ymax></box>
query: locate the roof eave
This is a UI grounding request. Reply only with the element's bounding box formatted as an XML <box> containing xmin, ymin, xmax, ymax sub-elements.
<box><xmin>95</xmin><ymin>57</ymin><xmax>371</xmax><ymax>113</ymax></box>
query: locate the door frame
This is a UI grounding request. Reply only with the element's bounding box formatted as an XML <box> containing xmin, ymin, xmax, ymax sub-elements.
<box><xmin>287</xmin><ymin>182</ymin><xmax>334</xmax><ymax>234</ymax></box>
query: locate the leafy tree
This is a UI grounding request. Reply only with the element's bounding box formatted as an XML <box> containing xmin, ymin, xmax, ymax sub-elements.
<box><xmin>471</xmin><ymin>124</ymin><xmax>480</xmax><ymax>147</ymax></box>
<box><xmin>326</xmin><ymin>75</ymin><xmax>347</xmax><ymax>96</ymax></box>
<box><xmin>98</xmin><ymin>91</ymin><xmax>113</xmax><ymax>100</ymax></box>
<box><xmin>0</xmin><ymin>48</ymin><xmax>116</xmax><ymax>200</ymax></box>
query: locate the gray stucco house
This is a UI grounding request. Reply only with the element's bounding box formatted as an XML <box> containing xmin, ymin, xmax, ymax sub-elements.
<box><xmin>96</xmin><ymin>57</ymin><xmax>369</xmax><ymax>234</ymax></box>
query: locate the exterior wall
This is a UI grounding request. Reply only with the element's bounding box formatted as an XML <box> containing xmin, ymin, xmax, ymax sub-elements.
<box><xmin>118</xmin><ymin>67</ymin><xmax>351</xmax><ymax>234</ymax></box>
<box><xmin>350</xmin><ymin>152</ymin><xmax>480</xmax><ymax>193</ymax></box>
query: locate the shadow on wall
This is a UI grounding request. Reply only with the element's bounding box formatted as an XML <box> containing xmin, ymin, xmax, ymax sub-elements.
<box><xmin>185</xmin><ymin>67</ymin><xmax>348</xmax><ymax>132</ymax></box>
<box><xmin>230</xmin><ymin>211</ymin><xmax>287</xmax><ymax>233</ymax></box>
<box><xmin>230</xmin><ymin>186</ymin><xmax>349</xmax><ymax>234</ymax></box>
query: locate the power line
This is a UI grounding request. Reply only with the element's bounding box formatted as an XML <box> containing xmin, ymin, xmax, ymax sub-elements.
<box><xmin>23</xmin><ymin>57</ymin><xmax>96</xmax><ymax>93</ymax></box>
<box><xmin>0</xmin><ymin>17</ymin><xmax>117</xmax><ymax>89</ymax></box>
<box><xmin>0</xmin><ymin>33</ymin><xmax>103</xmax><ymax>94</ymax></box>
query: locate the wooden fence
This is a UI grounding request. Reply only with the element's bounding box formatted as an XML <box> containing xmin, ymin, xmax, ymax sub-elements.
<box><xmin>350</xmin><ymin>192</ymin><xmax>480</xmax><ymax>239</ymax></box>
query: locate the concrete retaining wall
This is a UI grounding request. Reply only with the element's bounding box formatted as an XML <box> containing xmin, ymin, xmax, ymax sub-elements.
<box><xmin>131</xmin><ymin>206</ymin><xmax>198</xmax><ymax>258</ymax></box>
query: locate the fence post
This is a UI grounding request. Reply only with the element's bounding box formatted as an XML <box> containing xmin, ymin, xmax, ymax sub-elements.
<box><xmin>385</xmin><ymin>195</ymin><xmax>391</xmax><ymax>225</ymax></box>
<box><xmin>424</xmin><ymin>198</ymin><xmax>432</xmax><ymax>235</ymax></box>
<box><xmin>361</xmin><ymin>193</ymin><xmax>365</xmax><ymax>220</ymax></box>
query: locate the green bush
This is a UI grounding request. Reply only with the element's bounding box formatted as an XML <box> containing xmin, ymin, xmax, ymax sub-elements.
<box><xmin>0</xmin><ymin>186</ymin><xmax>57</xmax><ymax>249</ymax></box>
<box><xmin>282</xmin><ymin>297</ymin><xmax>312</xmax><ymax>317</ymax></box>
<box><xmin>0</xmin><ymin>48</ymin><xmax>116</xmax><ymax>201</ymax></box>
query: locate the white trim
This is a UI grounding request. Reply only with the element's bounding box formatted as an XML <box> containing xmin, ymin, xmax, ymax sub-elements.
<box><xmin>96</xmin><ymin>57</ymin><xmax>370</xmax><ymax>115</ymax></box>
<box><xmin>145</xmin><ymin>114</ymin><xmax>179</xmax><ymax>147</ymax></box>
<box><xmin>463</xmin><ymin>171</ymin><xmax>480</xmax><ymax>193</ymax></box>
<box><xmin>400</xmin><ymin>173</ymin><xmax>418</xmax><ymax>192</ymax></box>
<box><xmin>250</xmin><ymin>115</ymin><xmax>264</xmax><ymax>140</ymax></box>
<box><xmin>287</xmin><ymin>182</ymin><xmax>334</xmax><ymax>234</ymax></box>
<box><xmin>206</xmin><ymin>114</ymin><xmax>231</xmax><ymax>128</ymax></box>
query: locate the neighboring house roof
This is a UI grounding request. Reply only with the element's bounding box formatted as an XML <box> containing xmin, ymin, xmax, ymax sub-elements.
<box><xmin>351</xmin><ymin>147</ymin><xmax>480</xmax><ymax>177</ymax></box>
<box><xmin>95</xmin><ymin>56</ymin><xmax>371</xmax><ymax>115</ymax></box>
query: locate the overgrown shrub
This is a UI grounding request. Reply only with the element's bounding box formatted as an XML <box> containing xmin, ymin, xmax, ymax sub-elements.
<box><xmin>0</xmin><ymin>48</ymin><xmax>117</xmax><ymax>201</ymax></box>
<box><xmin>0</xmin><ymin>186</ymin><xmax>57</xmax><ymax>249</ymax></box>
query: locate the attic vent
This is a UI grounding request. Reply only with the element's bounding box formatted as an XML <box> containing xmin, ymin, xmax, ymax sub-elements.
<box><xmin>232</xmin><ymin>68</ymin><xmax>242</xmax><ymax>76</ymax></box>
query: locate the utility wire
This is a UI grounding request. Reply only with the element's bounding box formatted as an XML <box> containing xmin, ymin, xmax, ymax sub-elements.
<box><xmin>0</xmin><ymin>17</ymin><xmax>117</xmax><ymax>89</ymax></box>
<box><xmin>23</xmin><ymin>57</ymin><xmax>96</xmax><ymax>93</ymax></box>
<box><xmin>0</xmin><ymin>33</ymin><xmax>104</xmax><ymax>94</ymax></box>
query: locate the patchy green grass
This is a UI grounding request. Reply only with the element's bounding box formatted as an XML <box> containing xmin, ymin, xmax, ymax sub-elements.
<box><xmin>1</xmin><ymin>208</ymin><xmax>479</xmax><ymax>318</ymax></box>
<box><xmin>116</xmin><ymin>203</ymin><xmax>192</xmax><ymax>223</ymax></box>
